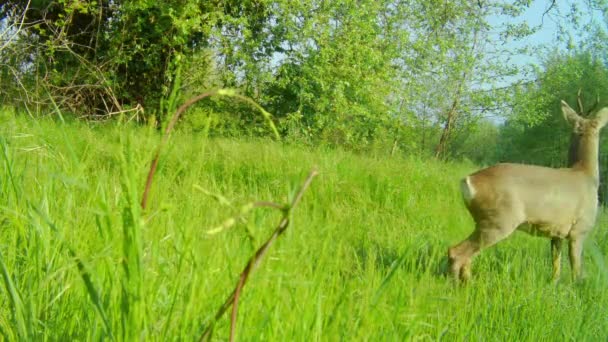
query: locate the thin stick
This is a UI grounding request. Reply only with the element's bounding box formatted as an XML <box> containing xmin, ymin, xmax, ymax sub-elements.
<box><xmin>230</xmin><ymin>273</ymin><xmax>246</xmax><ymax>342</ymax></box>
<box><xmin>577</xmin><ymin>88</ymin><xmax>585</xmax><ymax>115</ymax></box>
<box><xmin>200</xmin><ymin>168</ymin><xmax>318</xmax><ymax>342</ymax></box>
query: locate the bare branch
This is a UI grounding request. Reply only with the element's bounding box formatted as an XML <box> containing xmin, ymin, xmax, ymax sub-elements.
<box><xmin>140</xmin><ymin>90</ymin><xmax>219</xmax><ymax>209</ymax></box>
<box><xmin>540</xmin><ymin>0</ymin><xmax>557</xmax><ymax>27</ymax></box>
<box><xmin>140</xmin><ymin>90</ymin><xmax>280</xmax><ymax>209</ymax></box>
<box><xmin>0</xmin><ymin>0</ymin><xmax>31</xmax><ymax>52</ymax></box>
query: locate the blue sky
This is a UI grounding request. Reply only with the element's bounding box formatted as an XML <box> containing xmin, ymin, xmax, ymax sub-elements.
<box><xmin>484</xmin><ymin>0</ymin><xmax>607</xmax><ymax>90</ymax></box>
<box><xmin>492</xmin><ymin>0</ymin><xmax>606</xmax><ymax>66</ymax></box>
<box><xmin>519</xmin><ymin>1</ymin><xmax>561</xmax><ymax>46</ymax></box>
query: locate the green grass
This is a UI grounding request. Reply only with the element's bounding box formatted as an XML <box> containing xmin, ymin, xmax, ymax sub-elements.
<box><xmin>1</xmin><ymin>110</ymin><xmax>608</xmax><ymax>340</ymax></box>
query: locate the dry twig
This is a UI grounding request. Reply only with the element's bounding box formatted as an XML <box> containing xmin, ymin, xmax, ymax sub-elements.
<box><xmin>199</xmin><ymin>168</ymin><xmax>318</xmax><ymax>342</ymax></box>
<box><xmin>140</xmin><ymin>89</ymin><xmax>279</xmax><ymax>209</ymax></box>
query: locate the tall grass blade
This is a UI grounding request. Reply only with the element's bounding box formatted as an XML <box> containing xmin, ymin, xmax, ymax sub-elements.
<box><xmin>0</xmin><ymin>249</ymin><xmax>29</xmax><ymax>340</ymax></box>
<box><xmin>586</xmin><ymin>240</ymin><xmax>608</xmax><ymax>284</ymax></box>
<box><xmin>0</xmin><ymin>137</ymin><xmax>20</xmax><ymax>202</ymax></box>
<box><xmin>30</xmin><ymin>206</ymin><xmax>114</xmax><ymax>339</ymax></box>
<box><xmin>45</xmin><ymin>90</ymin><xmax>78</xmax><ymax>165</ymax></box>
<box><xmin>372</xmin><ymin>253</ymin><xmax>407</xmax><ymax>307</ymax></box>
<box><xmin>119</xmin><ymin>134</ymin><xmax>145</xmax><ymax>340</ymax></box>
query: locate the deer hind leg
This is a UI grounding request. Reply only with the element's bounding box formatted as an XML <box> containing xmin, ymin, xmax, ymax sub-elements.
<box><xmin>448</xmin><ymin>220</ymin><xmax>517</xmax><ymax>282</ymax></box>
<box><xmin>551</xmin><ymin>238</ymin><xmax>563</xmax><ymax>281</ymax></box>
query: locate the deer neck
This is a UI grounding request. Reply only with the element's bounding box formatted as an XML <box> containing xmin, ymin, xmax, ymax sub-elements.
<box><xmin>568</xmin><ymin>132</ymin><xmax>579</xmax><ymax>167</ymax></box>
<box><xmin>570</xmin><ymin>132</ymin><xmax>600</xmax><ymax>185</ymax></box>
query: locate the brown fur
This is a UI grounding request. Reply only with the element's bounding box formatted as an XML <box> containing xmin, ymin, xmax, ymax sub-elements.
<box><xmin>449</xmin><ymin>100</ymin><xmax>608</xmax><ymax>282</ymax></box>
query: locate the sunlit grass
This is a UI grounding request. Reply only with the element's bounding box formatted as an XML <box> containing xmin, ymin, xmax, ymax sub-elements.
<box><xmin>0</xmin><ymin>111</ymin><xmax>607</xmax><ymax>340</ymax></box>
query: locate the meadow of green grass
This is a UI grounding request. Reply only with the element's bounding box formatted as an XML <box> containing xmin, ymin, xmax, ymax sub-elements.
<box><xmin>1</xmin><ymin>110</ymin><xmax>608</xmax><ymax>340</ymax></box>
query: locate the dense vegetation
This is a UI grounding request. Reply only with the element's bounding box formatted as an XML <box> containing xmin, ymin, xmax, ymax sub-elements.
<box><xmin>2</xmin><ymin>113</ymin><xmax>608</xmax><ymax>340</ymax></box>
<box><xmin>1</xmin><ymin>1</ymin><xmax>607</xmax><ymax>161</ymax></box>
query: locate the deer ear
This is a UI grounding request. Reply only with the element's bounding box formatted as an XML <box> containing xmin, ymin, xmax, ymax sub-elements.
<box><xmin>561</xmin><ymin>100</ymin><xmax>582</xmax><ymax>125</ymax></box>
<box><xmin>594</xmin><ymin>107</ymin><xmax>608</xmax><ymax>128</ymax></box>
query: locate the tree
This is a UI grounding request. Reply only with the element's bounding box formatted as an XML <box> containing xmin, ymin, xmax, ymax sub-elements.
<box><xmin>499</xmin><ymin>52</ymin><xmax>608</xmax><ymax>164</ymax></box>
<box><xmin>2</xmin><ymin>0</ymin><xmax>608</xmax><ymax>157</ymax></box>
<box><xmin>0</xmin><ymin>0</ymin><xmax>272</xmax><ymax>120</ymax></box>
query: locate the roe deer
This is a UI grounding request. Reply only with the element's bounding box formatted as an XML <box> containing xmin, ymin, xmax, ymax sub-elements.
<box><xmin>448</xmin><ymin>100</ymin><xmax>608</xmax><ymax>282</ymax></box>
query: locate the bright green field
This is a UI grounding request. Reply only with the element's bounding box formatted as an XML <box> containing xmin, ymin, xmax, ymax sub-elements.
<box><xmin>1</xmin><ymin>111</ymin><xmax>608</xmax><ymax>340</ymax></box>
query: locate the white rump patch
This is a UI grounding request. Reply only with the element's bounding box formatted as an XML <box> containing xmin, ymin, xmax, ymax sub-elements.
<box><xmin>460</xmin><ymin>176</ymin><xmax>475</xmax><ymax>204</ymax></box>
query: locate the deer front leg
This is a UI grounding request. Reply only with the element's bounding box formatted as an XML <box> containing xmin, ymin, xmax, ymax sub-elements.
<box><xmin>448</xmin><ymin>232</ymin><xmax>480</xmax><ymax>282</ymax></box>
<box><xmin>551</xmin><ymin>238</ymin><xmax>562</xmax><ymax>281</ymax></box>
<box><xmin>568</xmin><ymin>238</ymin><xmax>585</xmax><ymax>282</ymax></box>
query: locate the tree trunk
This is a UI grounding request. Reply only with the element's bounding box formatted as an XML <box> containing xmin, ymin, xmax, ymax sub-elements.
<box><xmin>435</xmin><ymin>96</ymin><xmax>460</xmax><ymax>159</ymax></box>
<box><xmin>434</xmin><ymin>25</ymin><xmax>479</xmax><ymax>160</ymax></box>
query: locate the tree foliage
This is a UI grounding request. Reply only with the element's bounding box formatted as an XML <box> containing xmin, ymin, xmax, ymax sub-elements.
<box><xmin>496</xmin><ymin>50</ymin><xmax>608</xmax><ymax>201</ymax></box>
<box><xmin>498</xmin><ymin>52</ymin><xmax>608</xmax><ymax>166</ymax></box>
<box><xmin>1</xmin><ymin>0</ymin><xmax>607</xmax><ymax>158</ymax></box>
